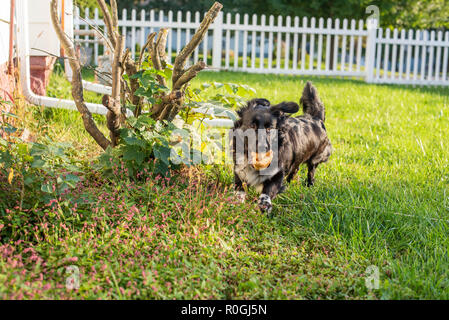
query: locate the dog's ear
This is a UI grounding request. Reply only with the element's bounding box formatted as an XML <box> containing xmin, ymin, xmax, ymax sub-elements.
<box><xmin>247</xmin><ymin>98</ymin><xmax>271</xmax><ymax>108</ymax></box>
<box><xmin>238</xmin><ymin>98</ymin><xmax>271</xmax><ymax>117</ymax></box>
<box><xmin>270</xmin><ymin>102</ymin><xmax>299</xmax><ymax>116</ymax></box>
<box><xmin>253</xmin><ymin>98</ymin><xmax>271</xmax><ymax>107</ymax></box>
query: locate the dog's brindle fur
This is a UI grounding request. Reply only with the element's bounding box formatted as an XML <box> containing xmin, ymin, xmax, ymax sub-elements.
<box><xmin>232</xmin><ymin>81</ymin><xmax>332</xmax><ymax>213</ymax></box>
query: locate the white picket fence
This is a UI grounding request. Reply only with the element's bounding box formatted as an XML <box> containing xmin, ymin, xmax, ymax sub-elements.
<box><xmin>74</xmin><ymin>7</ymin><xmax>449</xmax><ymax>86</ymax></box>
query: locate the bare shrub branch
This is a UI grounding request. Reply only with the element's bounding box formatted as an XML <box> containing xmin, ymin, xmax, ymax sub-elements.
<box><xmin>172</xmin><ymin>2</ymin><xmax>223</xmax><ymax>84</ymax></box>
<box><xmin>106</xmin><ymin>33</ymin><xmax>125</xmax><ymax>147</ymax></box>
<box><xmin>97</xmin><ymin>0</ymin><xmax>117</xmax><ymax>48</ymax></box>
<box><xmin>149</xmin><ymin>2</ymin><xmax>223</xmax><ymax>121</ymax></box>
<box><xmin>50</xmin><ymin>0</ymin><xmax>111</xmax><ymax>150</ymax></box>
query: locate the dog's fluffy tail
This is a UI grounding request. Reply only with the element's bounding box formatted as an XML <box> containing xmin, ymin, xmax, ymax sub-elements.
<box><xmin>300</xmin><ymin>81</ymin><xmax>325</xmax><ymax>122</ymax></box>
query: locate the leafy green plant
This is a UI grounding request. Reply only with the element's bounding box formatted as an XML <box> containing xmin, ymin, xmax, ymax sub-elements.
<box><xmin>124</xmin><ymin>59</ymin><xmax>172</xmax><ymax>115</ymax></box>
<box><xmin>181</xmin><ymin>81</ymin><xmax>255</xmax><ymax>124</ymax></box>
<box><xmin>1</xmin><ymin>106</ymin><xmax>86</xmax><ymax>242</ymax></box>
<box><xmin>0</xmin><ymin>113</ymin><xmax>82</xmax><ymax>205</ymax></box>
<box><xmin>29</xmin><ymin>140</ymin><xmax>81</xmax><ymax>195</ymax></box>
<box><xmin>98</xmin><ymin>116</ymin><xmax>187</xmax><ymax>178</ymax></box>
<box><xmin>97</xmin><ymin>59</ymin><xmax>188</xmax><ymax>177</ymax></box>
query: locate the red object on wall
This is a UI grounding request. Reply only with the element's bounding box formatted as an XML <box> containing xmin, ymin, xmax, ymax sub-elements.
<box><xmin>29</xmin><ymin>56</ymin><xmax>57</xmax><ymax>96</ymax></box>
<box><xmin>0</xmin><ymin>57</ymin><xmax>56</xmax><ymax>103</ymax></box>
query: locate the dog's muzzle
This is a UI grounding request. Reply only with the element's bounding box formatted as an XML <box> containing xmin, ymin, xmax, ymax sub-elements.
<box><xmin>251</xmin><ymin>150</ymin><xmax>274</xmax><ymax>170</ymax></box>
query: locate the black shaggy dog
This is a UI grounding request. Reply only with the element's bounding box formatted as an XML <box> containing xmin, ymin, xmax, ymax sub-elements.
<box><xmin>231</xmin><ymin>81</ymin><xmax>332</xmax><ymax>213</ymax></box>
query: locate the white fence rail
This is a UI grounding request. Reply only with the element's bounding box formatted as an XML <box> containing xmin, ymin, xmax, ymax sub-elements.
<box><xmin>74</xmin><ymin>7</ymin><xmax>449</xmax><ymax>86</ymax></box>
<box><xmin>372</xmin><ymin>29</ymin><xmax>449</xmax><ymax>86</ymax></box>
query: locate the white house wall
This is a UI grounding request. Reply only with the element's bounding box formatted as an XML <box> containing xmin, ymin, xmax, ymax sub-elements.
<box><xmin>0</xmin><ymin>0</ymin><xmax>11</xmax><ymax>64</ymax></box>
<box><xmin>28</xmin><ymin>0</ymin><xmax>61</xmax><ymax>56</ymax></box>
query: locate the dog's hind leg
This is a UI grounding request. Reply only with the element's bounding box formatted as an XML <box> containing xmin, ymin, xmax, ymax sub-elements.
<box><xmin>306</xmin><ymin>162</ymin><xmax>317</xmax><ymax>187</ymax></box>
<box><xmin>234</xmin><ymin>172</ymin><xmax>246</xmax><ymax>203</ymax></box>
<box><xmin>258</xmin><ymin>171</ymin><xmax>284</xmax><ymax>213</ymax></box>
<box><xmin>306</xmin><ymin>143</ymin><xmax>332</xmax><ymax>187</ymax></box>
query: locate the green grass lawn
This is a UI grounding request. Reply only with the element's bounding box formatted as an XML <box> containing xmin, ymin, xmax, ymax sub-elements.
<box><xmin>1</xmin><ymin>67</ymin><xmax>449</xmax><ymax>299</ymax></box>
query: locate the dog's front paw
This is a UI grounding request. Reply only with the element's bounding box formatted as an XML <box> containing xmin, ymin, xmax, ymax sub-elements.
<box><xmin>258</xmin><ymin>194</ymin><xmax>272</xmax><ymax>213</ymax></box>
<box><xmin>304</xmin><ymin>178</ymin><xmax>315</xmax><ymax>187</ymax></box>
<box><xmin>234</xmin><ymin>191</ymin><xmax>246</xmax><ymax>204</ymax></box>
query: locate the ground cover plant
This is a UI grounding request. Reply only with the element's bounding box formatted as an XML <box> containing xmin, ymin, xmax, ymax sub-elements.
<box><xmin>0</xmin><ymin>69</ymin><xmax>448</xmax><ymax>299</ymax></box>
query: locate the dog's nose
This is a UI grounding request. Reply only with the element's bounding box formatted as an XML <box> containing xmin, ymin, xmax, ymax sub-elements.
<box><xmin>251</xmin><ymin>150</ymin><xmax>273</xmax><ymax>170</ymax></box>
